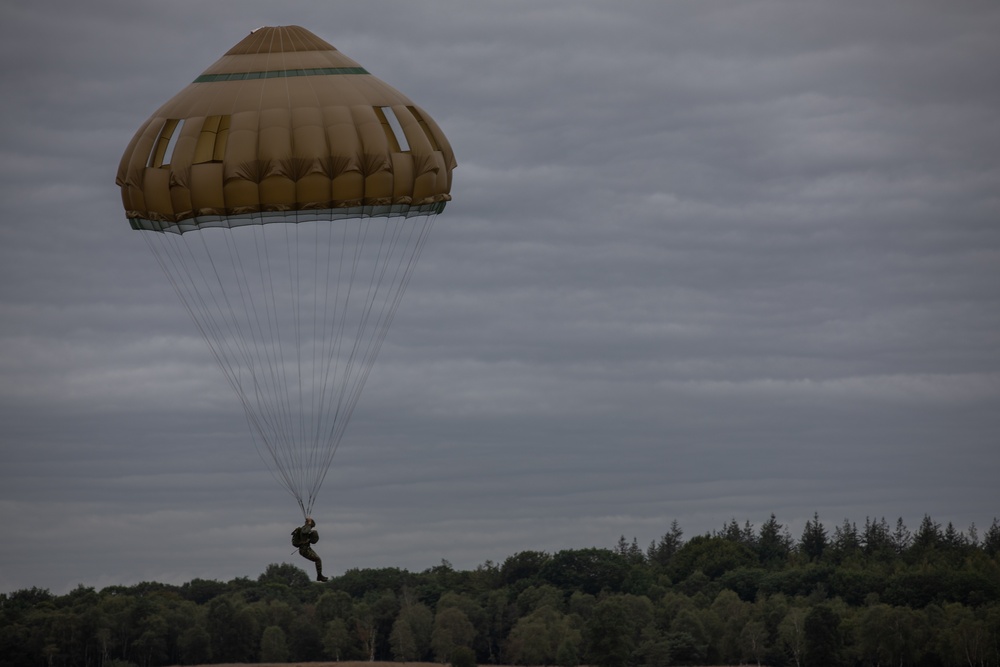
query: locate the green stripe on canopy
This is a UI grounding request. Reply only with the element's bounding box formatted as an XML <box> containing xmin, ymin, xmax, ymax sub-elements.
<box><xmin>194</xmin><ymin>66</ymin><xmax>369</xmax><ymax>83</ymax></box>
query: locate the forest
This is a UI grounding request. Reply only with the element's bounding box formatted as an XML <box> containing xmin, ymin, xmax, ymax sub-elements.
<box><xmin>2</xmin><ymin>513</ymin><xmax>999</xmax><ymax>667</ymax></box>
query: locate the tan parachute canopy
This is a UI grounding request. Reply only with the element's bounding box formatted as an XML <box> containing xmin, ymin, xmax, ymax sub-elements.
<box><xmin>116</xmin><ymin>25</ymin><xmax>456</xmax><ymax>232</ymax></box>
<box><xmin>116</xmin><ymin>26</ymin><xmax>456</xmax><ymax>517</ymax></box>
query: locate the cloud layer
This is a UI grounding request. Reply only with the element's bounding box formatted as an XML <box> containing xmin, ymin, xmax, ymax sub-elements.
<box><xmin>2</xmin><ymin>0</ymin><xmax>999</xmax><ymax>594</ymax></box>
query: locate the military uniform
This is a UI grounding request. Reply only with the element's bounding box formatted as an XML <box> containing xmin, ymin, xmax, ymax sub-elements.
<box><xmin>292</xmin><ymin>520</ymin><xmax>328</xmax><ymax>581</ymax></box>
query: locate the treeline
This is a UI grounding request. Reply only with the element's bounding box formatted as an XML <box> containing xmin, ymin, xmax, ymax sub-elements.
<box><xmin>3</xmin><ymin>514</ymin><xmax>1000</xmax><ymax>667</ymax></box>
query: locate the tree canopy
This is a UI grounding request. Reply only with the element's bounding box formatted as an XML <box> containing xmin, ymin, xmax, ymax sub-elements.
<box><xmin>3</xmin><ymin>513</ymin><xmax>999</xmax><ymax>667</ymax></box>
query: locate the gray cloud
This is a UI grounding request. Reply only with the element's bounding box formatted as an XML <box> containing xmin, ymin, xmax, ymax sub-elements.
<box><xmin>2</xmin><ymin>0</ymin><xmax>998</xmax><ymax>594</ymax></box>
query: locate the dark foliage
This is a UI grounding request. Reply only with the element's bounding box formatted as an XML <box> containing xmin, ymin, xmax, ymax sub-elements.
<box><xmin>3</xmin><ymin>514</ymin><xmax>998</xmax><ymax>667</ymax></box>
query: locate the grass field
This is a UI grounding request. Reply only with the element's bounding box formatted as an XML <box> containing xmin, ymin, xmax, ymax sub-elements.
<box><xmin>168</xmin><ymin>663</ymin><xmax>742</xmax><ymax>667</ymax></box>
<box><xmin>170</xmin><ymin>663</ymin><xmax>444</xmax><ymax>667</ymax></box>
<box><xmin>170</xmin><ymin>664</ymin><xmax>484</xmax><ymax>667</ymax></box>
<box><xmin>169</xmin><ymin>663</ymin><xmax>471</xmax><ymax>667</ymax></box>
<box><xmin>168</xmin><ymin>663</ymin><xmax>444</xmax><ymax>667</ymax></box>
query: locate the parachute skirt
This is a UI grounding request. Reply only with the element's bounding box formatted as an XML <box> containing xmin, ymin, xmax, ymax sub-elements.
<box><xmin>128</xmin><ymin>201</ymin><xmax>446</xmax><ymax>234</ymax></box>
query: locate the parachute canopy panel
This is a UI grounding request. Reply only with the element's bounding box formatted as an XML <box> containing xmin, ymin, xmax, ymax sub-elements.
<box><xmin>116</xmin><ymin>25</ymin><xmax>456</xmax><ymax>232</ymax></box>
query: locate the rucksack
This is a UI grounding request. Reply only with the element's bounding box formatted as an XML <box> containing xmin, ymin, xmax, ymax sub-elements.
<box><xmin>291</xmin><ymin>526</ymin><xmax>319</xmax><ymax>548</ymax></box>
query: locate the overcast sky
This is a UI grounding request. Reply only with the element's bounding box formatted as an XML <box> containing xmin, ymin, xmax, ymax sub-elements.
<box><xmin>2</xmin><ymin>0</ymin><xmax>999</xmax><ymax>595</ymax></box>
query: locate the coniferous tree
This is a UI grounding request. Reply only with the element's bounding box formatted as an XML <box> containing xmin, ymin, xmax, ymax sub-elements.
<box><xmin>983</xmin><ymin>518</ymin><xmax>1000</xmax><ymax>556</ymax></box>
<box><xmin>943</xmin><ymin>522</ymin><xmax>966</xmax><ymax>549</ymax></box>
<box><xmin>862</xmin><ymin>516</ymin><xmax>894</xmax><ymax>560</ymax></box>
<box><xmin>966</xmin><ymin>522</ymin><xmax>980</xmax><ymax>548</ymax></box>
<box><xmin>757</xmin><ymin>514</ymin><xmax>792</xmax><ymax>567</ymax></box>
<box><xmin>614</xmin><ymin>535</ymin><xmax>646</xmax><ymax>565</ymax></box>
<box><xmin>830</xmin><ymin>519</ymin><xmax>861</xmax><ymax>563</ymax></box>
<box><xmin>647</xmin><ymin>520</ymin><xmax>684</xmax><ymax>567</ymax></box>
<box><xmin>913</xmin><ymin>515</ymin><xmax>941</xmax><ymax>550</ymax></box>
<box><xmin>719</xmin><ymin>518</ymin><xmax>743</xmax><ymax>543</ymax></box>
<box><xmin>892</xmin><ymin>517</ymin><xmax>914</xmax><ymax>555</ymax></box>
<box><xmin>800</xmin><ymin>512</ymin><xmax>828</xmax><ymax>562</ymax></box>
<box><xmin>718</xmin><ymin>518</ymin><xmax>757</xmax><ymax>549</ymax></box>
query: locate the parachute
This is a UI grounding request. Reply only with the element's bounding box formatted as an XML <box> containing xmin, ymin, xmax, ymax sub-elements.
<box><xmin>115</xmin><ymin>26</ymin><xmax>456</xmax><ymax>517</ymax></box>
